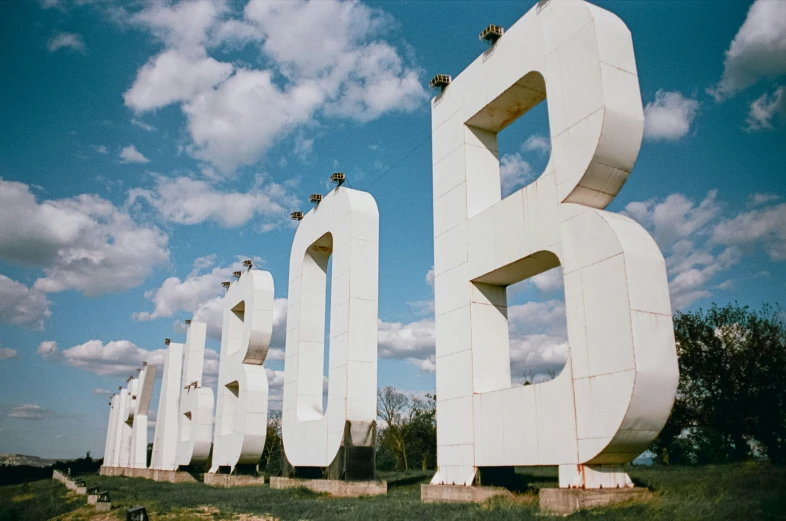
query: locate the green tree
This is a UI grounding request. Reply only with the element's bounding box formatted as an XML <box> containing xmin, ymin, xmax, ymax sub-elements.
<box><xmin>652</xmin><ymin>303</ymin><xmax>786</xmax><ymax>464</ymax></box>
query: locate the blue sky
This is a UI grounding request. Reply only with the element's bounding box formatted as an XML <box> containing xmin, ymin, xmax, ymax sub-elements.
<box><xmin>0</xmin><ymin>0</ymin><xmax>784</xmax><ymax>459</ymax></box>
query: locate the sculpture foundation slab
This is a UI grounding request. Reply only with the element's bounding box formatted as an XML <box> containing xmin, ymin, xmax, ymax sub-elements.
<box><xmin>420</xmin><ymin>484</ymin><xmax>512</xmax><ymax>504</ymax></box>
<box><xmin>95</xmin><ymin>502</ymin><xmax>111</xmax><ymax>513</ymax></box>
<box><xmin>75</xmin><ymin>486</ymin><xmax>87</xmax><ymax>495</ymax></box>
<box><xmin>269</xmin><ymin>477</ymin><xmax>387</xmax><ymax>497</ymax></box>
<box><xmin>87</xmin><ymin>494</ymin><xmax>98</xmax><ymax>505</ymax></box>
<box><xmin>203</xmin><ymin>474</ymin><xmax>266</xmax><ymax>487</ymax></box>
<box><xmin>98</xmin><ymin>467</ymin><xmax>198</xmax><ymax>483</ymax></box>
<box><xmin>539</xmin><ymin>488</ymin><xmax>652</xmax><ymax>515</ymax></box>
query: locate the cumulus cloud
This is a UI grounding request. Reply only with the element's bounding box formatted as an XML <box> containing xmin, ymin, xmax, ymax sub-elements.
<box><xmin>0</xmin><ymin>348</ymin><xmax>18</xmax><ymax>360</ymax></box>
<box><xmin>624</xmin><ymin>190</ymin><xmax>786</xmax><ymax>309</ymax></box>
<box><xmin>643</xmin><ymin>90</ymin><xmax>700</xmax><ymax>141</ymax></box>
<box><xmin>710</xmin><ymin>0</ymin><xmax>786</xmax><ymax>99</ymax></box>
<box><xmin>92</xmin><ymin>388</ymin><xmax>112</xmax><ymax>395</ymax></box>
<box><xmin>0</xmin><ymin>275</ymin><xmax>51</xmax><ymax>329</ymax></box>
<box><xmin>9</xmin><ymin>404</ymin><xmax>49</xmax><ymax>420</ymax></box>
<box><xmin>36</xmin><ymin>340</ymin><xmax>59</xmax><ymax>360</ymax></box>
<box><xmin>60</xmin><ymin>339</ymin><xmax>167</xmax><ymax>376</ymax></box>
<box><xmin>134</xmin><ymin>257</ymin><xmax>287</xmax><ymax>354</ymax></box>
<box><xmin>522</xmin><ymin>134</ymin><xmax>550</xmax><ymax>154</ymax></box>
<box><xmin>377</xmin><ymin>299</ymin><xmax>569</xmax><ymax>379</ymax></box>
<box><xmin>500</xmin><ymin>153</ymin><xmax>535</xmax><ymax>197</ymax></box>
<box><xmin>124</xmin><ymin>0</ymin><xmax>426</xmax><ymax>172</ymax></box>
<box><xmin>127</xmin><ymin>174</ymin><xmax>297</xmax><ymax>229</ymax></box>
<box><xmin>745</xmin><ymin>85</ymin><xmax>786</xmax><ymax>131</ymax></box>
<box><xmin>47</xmin><ymin>32</ymin><xmax>86</xmax><ymax>53</ymax></box>
<box><xmin>119</xmin><ymin>145</ymin><xmax>150</xmax><ymax>164</ymax></box>
<box><xmin>0</xmin><ymin>178</ymin><xmax>169</xmax><ymax>296</ymax></box>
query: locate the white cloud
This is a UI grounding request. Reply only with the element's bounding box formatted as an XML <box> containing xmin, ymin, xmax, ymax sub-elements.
<box><xmin>710</xmin><ymin>0</ymin><xmax>786</xmax><ymax>99</ymax></box>
<box><xmin>712</xmin><ymin>202</ymin><xmax>786</xmax><ymax>261</ymax></box>
<box><xmin>745</xmin><ymin>85</ymin><xmax>785</xmax><ymax>131</ymax></box>
<box><xmin>123</xmin><ymin>49</ymin><xmax>232</xmax><ymax>112</ymax></box>
<box><xmin>134</xmin><ymin>257</ymin><xmax>287</xmax><ymax>350</ymax></box>
<box><xmin>9</xmin><ymin>404</ymin><xmax>48</xmax><ymax>420</ymax></box>
<box><xmin>0</xmin><ymin>178</ymin><xmax>169</xmax><ymax>296</ymax></box>
<box><xmin>522</xmin><ymin>134</ymin><xmax>550</xmax><ymax>154</ymax></box>
<box><xmin>124</xmin><ymin>0</ymin><xmax>426</xmax><ymax>172</ymax></box>
<box><xmin>47</xmin><ymin>32</ymin><xmax>86</xmax><ymax>54</ymax></box>
<box><xmin>500</xmin><ymin>153</ymin><xmax>535</xmax><ymax>196</ymax></box>
<box><xmin>60</xmin><ymin>339</ymin><xmax>167</xmax><ymax>376</ymax></box>
<box><xmin>92</xmin><ymin>388</ymin><xmax>112</xmax><ymax>396</ymax></box>
<box><xmin>37</xmin><ymin>340</ymin><xmax>59</xmax><ymax>360</ymax></box>
<box><xmin>0</xmin><ymin>348</ymin><xmax>18</xmax><ymax>360</ymax></box>
<box><xmin>643</xmin><ymin>90</ymin><xmax>700</xmax><ymax>141</ymax></box>
<box><xmin>133</xmin><ymin>259</ymin><xmax>242</xmax><ymax>322</ymax></box>
<box><xmin>378</xmin><ymin>318</ymin><xmax>435</xmax><ymax>361</ymax></box>
<box><xmin>131</xmin><ymin>118</ymin><xmax>156</xmax><ymax>132</ymax></box>
<box><xmin>128</xmin><ymin>175</ymin><xmax>297</xmax><ymax>229</ymax></box>
<box><xmin>376</xmin><ymin>299</ymin><xmax>568</xmax><ymax>378</ymax></box>
<box><xmin>0</xmin><ymin>275</ymin><xmax>51</xmax><ymax>329</ymax></box>
<box><xmin>93</xmin><ymin>145</ymin><xmax>109</xmax><ymax>155</ymax></box>
<box><xmin>119</xmin><ymin>145</ymin><xmax>150</xmax><ymax>164</ymax></box>
<box><xmin>624</xmin><ymin>190</ymin><xmax>786</xmax><ymax>309</ymax></box>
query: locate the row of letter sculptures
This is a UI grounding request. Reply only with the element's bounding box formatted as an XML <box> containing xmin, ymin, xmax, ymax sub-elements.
<box><xmin>100</xmin><ymin>0</ymin><xmax>679</xmax><ymax>496</ymax></box>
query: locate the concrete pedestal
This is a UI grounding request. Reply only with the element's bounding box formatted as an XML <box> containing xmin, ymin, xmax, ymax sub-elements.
<box><xmin>204</xmin><ymin>473</ymin><xmax>265</xmax><ymax>487</ymax></box>
<box><xmin>420</xmin><ymin>484</ymin><xmax>513</xmax><ymax>503</ymax></box>
<box><xmin>95</xmin><ymin>502</ymin><xmax>111</xmax><ymax>513</ymax></box>
<box><xmin>98</xmin><ymin>467</ymin><xmax>198</xmax><ymax>483</ymax></box>
<box><xmin>75</xmin><ymin>486</ymin><xmax>87</xmax><ymax>495</ymax></box>
<box><xmin>87</xmin><ymin>494</ymin><xmax>98</xmax><ymax>505</ymax></box>
<box><xmin>269</xmin><ymin>477</ymin><xmax>387</xmax><ymax>497</ymax></box>
<box><xmin>540</xmin><ymin>487</ymin><xmax>652</xmax><ymax>515</ymax></box>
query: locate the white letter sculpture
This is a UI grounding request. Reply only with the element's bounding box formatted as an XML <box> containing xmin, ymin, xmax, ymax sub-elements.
<box><xmin>282</xmin><ymin>187</ymin><xmax>379</xmax><ymax>479</ymax></box>
<box><xmin>129</xmin><ymin>363</ymin><xmax>157</xmax><ymax>468</ymax></box>
<box><xmin>429</xmin><ymin>0</ymin><xmax>678</xmax><ymax>489</ymax></box>
<box><xmin>102</xmin><ymin>393</ymin><xmax>120</xmax><ymax>468</ymax></box>
<box><xmin>209</xmin><ymin>269</ymin><xmax>274</xmax><ymax>474</ymax></box>
<box><xmin>176</xmin><ymin>321</ymin><xmax>215</xmax><ymax>468</ymax></box>
<box><xmin>150</xmin><ymin>340</ymin><xmax>183</xmax><ymax>471</ymax></box>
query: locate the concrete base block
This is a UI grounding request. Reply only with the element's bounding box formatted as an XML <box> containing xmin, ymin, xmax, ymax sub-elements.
<box><xmin>540</xmin><ymin>487</ymin><xmax>652</xmax><ymax>515</ymax></box>
<box><xmin>87</xmin><ymin>494</ymin><xmax>98</xmax><ymax>505</ymax></box>
<box><xmin>95</xmin><ymin>502</ymin><xmax>111</xmax><ymax>513</ymax></box>
<box><xmin>98</xmin><ymin>467</ymin><xmax>198</xmax><ymax>483</ymax></box>
<box><xmin>269</xmin><ymin>477</ymin><xmax>387</xmax><ymax>497</ymax></box>
<box><xmin>421</xmin><ymin>484</ymin><xmax>513</xmax><ymax>503</ymax></box>
<box><xmin>204</xmin><ymin>473</ymin><xmax>266</xmax><ymax>487</ymax></box>
<box><xmin>75</xmin><ymin>486</ymin><xmax>87</xmax><ymax>495</ymax></box>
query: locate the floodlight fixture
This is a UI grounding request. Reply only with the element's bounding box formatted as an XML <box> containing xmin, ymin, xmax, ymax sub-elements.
<box><xmin>290</xmin><ymin>211</ymin><xmax>304</xmax><ymax>221</ymax></box>
<box><xmin>233</xmin><ymin>270</ymin><xmax>242</xmax><ymax>279</ymax></box>
<box><xmin>185</xmin><ymin>319</ymin><xmax>191</xmax><ymax>325</ymax></box>
<box><xmin>330</xmin><ymin>172</ymin><xmax>346</xmax><ymax>185</ymax></box>
<box><xmin>243</xmin><ymin>259</ymin><xmax>253</xmax><ymax>269</ymax></box>
<box><xmin>309</xmin><ymin>194</ymin><xmax>323</xmax><ymax>204</ymax></box>
<box><xmin>429</xmin><ymin>74</ymin><xmax>451</xmax><ymax>91</ymax></box>
<box><xmin>142</xmin><ymin>361</ymin><xmax>147</xmax><ymax>367</ymax></box>
<box><xmin>222</xmin><ymin>281</ymin><xmax>231</xmax><ymax>289</ymax></box>
<box><xmin>479</xmin><ymin>24</ymin><xmax>504</xmax><ymax>44</ymax></box>
<box><xmin>164</xmin><ymin>338</ymin><xmax>171</xmax><ymax>346</ymax></box>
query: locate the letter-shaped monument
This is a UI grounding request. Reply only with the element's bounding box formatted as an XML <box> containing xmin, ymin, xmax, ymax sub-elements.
<box><xmin>150</xmin><ymin>340</ymin><xmax>183</xmax><ymax>471</ymax></box>
<box><xmin>101</xmin><ymin>393</ymin><xmax>120</xmax><ymax>469</ymax></box>
<box><xmin>129</xmin><ymin>363</ymin><xmax>157</xmax><ymax>468</ymax></box>
<box><xmin>151</xmin><ymin>323</ymin><xmax>215</xmax><ymax>472</ymax></box>
<box><xmin>428</xmin><ymin>0</ymin><xmax>678</xmax><ymax>490</ymax></box>
<box><xmin>176</xmin><ymin>321</ymin><xmax>215</xmax><ymax>468</ymax></box>
<box><xmin>209</xmin><ymin>269</ymin><xmax>274</xmax><ymax>474</ymax></box>
<box><xmin>282</xmin><ymin>187</ymin><xmax>379</xmax><ymax>480</ymax></box>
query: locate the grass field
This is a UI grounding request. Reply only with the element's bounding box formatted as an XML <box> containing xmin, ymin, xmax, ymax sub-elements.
<box><xmin>1</xmin><ymin>464</ymin><xmax>785</xmax><ymax>521</ymax></box>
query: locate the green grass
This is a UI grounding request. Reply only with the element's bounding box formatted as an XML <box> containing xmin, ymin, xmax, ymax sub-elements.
<box><xmin>1</xmin><ymin>464</ymin><xmax>785</xmax><ymax>521</ymax></box>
